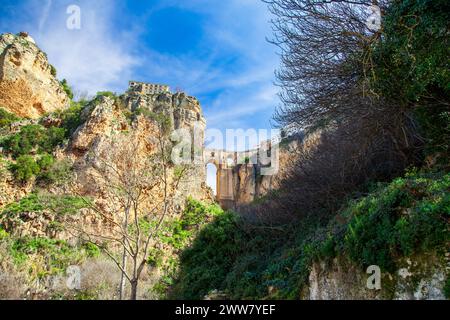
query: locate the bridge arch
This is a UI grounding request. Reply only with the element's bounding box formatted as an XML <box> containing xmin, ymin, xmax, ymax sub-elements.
<box><xmin>204</xmin><ymin>150</ymin><xmax>235</xmax><ymax>208</ymax></box>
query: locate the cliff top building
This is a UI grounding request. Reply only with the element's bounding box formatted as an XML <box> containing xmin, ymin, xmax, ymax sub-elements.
<box><xmin>128</xmin><ymin>81</ymin><xmax>170</xmax><ymax>95</ymax></box>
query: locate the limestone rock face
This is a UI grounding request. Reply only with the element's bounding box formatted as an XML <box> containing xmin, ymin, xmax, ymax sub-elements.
<box><xmin>124</xmin><ymin>91</ymin><xmax>206</xmax><ymax>131</ymax></box>
<box><xmin>70</xmin><ymin>96</ymin><xmax>117</xmax><ymax>154</ymax></box>
<box><xmin>305</xmin><ymin>255</ymin><xmax>448</xmax><ymax>300</ymax></box>
<box><xmin>0</xmin><ymin>33</ymin><xmax>69</xmax><ymax>118</ymax></box>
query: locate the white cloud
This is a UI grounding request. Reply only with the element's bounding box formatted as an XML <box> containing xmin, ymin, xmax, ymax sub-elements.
<box><xmin>137</xmin><ymin>0</ymin><xmax>281</xmax><ymax>137</ymax></box>
<box><xmin>5</xmin><ymin>0</ymin><xmax>142</xmax><ymax>95</ymax></box>
<box><xmin>1</xmin><ymin>0</ymin><xmax>280</xmax><ymax>138</ymax></box>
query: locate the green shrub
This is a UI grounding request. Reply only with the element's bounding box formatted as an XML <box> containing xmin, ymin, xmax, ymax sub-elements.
<box><xmin>147</xmin><ymin>248</ymin><xmax>164</xmax><ymax>268</ymax></box>
<box><xmin>40</xmin><ymin>126</ymin><xmax>66</xmax><ymax>153</ymax></box>
<box><xmin>172</xmin><ymin>170</ymin><xmax>449</xmax><ymax>300</ymax></box>
<box><xmin>55</xmin><ymin>101</ymin><xmax>87</xmax><ymax>137</ymax></box>
<box><xmin>11</xmin><ymin>155</ymin><xmax>40</xmax><ymax>182</ymax></box>
<box><xmin>96</xmin><ymin>91</ymin><xmax>116</xmax><ymax>99</ymax></box>
<box><xmin>444</xmin><ymin>275</ymin><xmax>450</xmax><ymax>299</ymax></box>
<box><xmin>343</xmin><ymin>171</ymin><xmax>450</xmax><ymax>272</ymax></box>
<box><xmin>370</xmin><ymin>0</ymin><xmax>450</xmax><ymax>158</ymax></box>
<box><xmin>60</xmin><ymin>79</ymin><xmax>74</xmax><ymax>100</ymax></box>
<box><xmin>0</xmin><ymin>108</ymin><xmax>19</xmax><ymax>128</ymax></box>
<box><xmin>38</xmin><ymin>158</ymin><xmax>73</xmax><ymax>185</ymax></box>
<box><xmin>50</xmin><ymin>64</ymin><xmax>57</xmax><ymax>77</ymax></box>
<box><xmin>172</xmin><ymin>211</ymin><xmax>244</xmax><ymax>299</ymax></box>
<box><xmin>82</xmin><ymin>242</ymin><xmax>101</xmax><ymax>258</ymax></box>
<box><xmin>9</xmin><ymin>237</ymin><xmax>85</xmax><ymax>276</ymax></box>
<box><xmin>1</xmin><ymin>124</ymin><xmax>66</xmax><ymax>158</ymax></box>
<box><xmin>1</xmin><ymin>193</ymin><xmax>90</xmax><ymax>222</ymax></box>
<box><xmin>37</xmin><ymin>153</ymin><xmax>55</xmax><ymax>171</ymax></box>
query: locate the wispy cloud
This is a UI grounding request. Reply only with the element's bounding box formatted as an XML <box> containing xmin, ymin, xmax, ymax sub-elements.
<box><xmin>0</xmin><ymin>0</ymin><xmax>280</xmax><ymax>142</ymax></box>
<box><xmin>38</xmin><ymin>0</ymin><xmax>52</xmax><ymax>33</ymax></box>
<box><xmin>137</xmin><ymin>0</ymin><xmax>281</xmax><ymax>138</ymax></box>
<box><xmin>1</xmin><ymin>0</ymin><xmax>141</xmax><ymax>95</ymax></box>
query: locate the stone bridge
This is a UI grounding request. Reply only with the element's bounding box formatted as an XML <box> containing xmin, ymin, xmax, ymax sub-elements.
<box><xmin>204</xmin><ymin>143</ymin><xmax>279</xmax><ymax>209</ymax></box>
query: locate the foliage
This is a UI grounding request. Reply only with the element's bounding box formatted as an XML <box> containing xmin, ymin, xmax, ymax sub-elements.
<box><xmin>10</xmin><ymin>155</ymin><xmax>40</xmax><ymax>182</ymax></box>
<box><xmin>54</xmin><ymin>100</ymin><xmax>88</xmax><ymax>138</ymax></box>
<box><xmin>171</xmin><ymin>209</ymin><xmax>246</xmax><ymax>299</ymax></box>
<box><xmin>342</xmin><ymin>170</ymin><xmax>450</xmax><ymax>272</ymax></box>
<box><xmin>0</xmin><ymin>107</ymin><xmax>19</xmax><ymax>129</ymax></box>
<box><xmin>1</xmin><ymin>193</ymin><xmax>90</xmax><ymax>221</ymax></box>
<box><xmin>9</xmin><ymin>237</ymin><xmax>82</xmax><ymax>274</ymax></box>
<box><xmin>96</xmin><ymin>91</ymin><xmax>117</xmax><ymax>99</ymax></box>
<box><xmin>1</xmin><ymin>124</ymin><xmax>66</xmax><ymax>158</ymax></box>
<box><xmin>60</xmin><ymin>79</ymin><xmax>74</xmax><ymax>100</ymax></box>
<box><xmin>82</xmin><ymin>242</ymin><xmax>101</xmax><ymax>258</ymax></box>
<box><xmin>3</xmin><ymin>234</ymin><xmax>94</xmax><ymax>281</ymax></box>
<box><xmin>148</xmin><ymin>198</ymin><xmax>226</xmax><ymax>298</ymax></box>
<box><xmin>37</xmin><ymin>153</ymin><xmax>55</xmax><ymax>171</ymax></box>
<box><xmin>38</xmin><ymin>158</ymin><xmax>73</xmax><ymax>185</ymax></box>
<box><xmin>444</xmin><ymin>275</ymin><xmax>450</xmax><ymax>299</ymax></box>
<box><xmin>370</xmin><ymin>0</ymin><xmax>450</xmax><ymax>158</ymax></box>
<box><xmin>146</xmin><ymin>248</ymin><xmax>164</xmax><ymax>268</ymax></box>
<box><xmin>50</xmin><ymin>64</ymin><xmax>57</xmax><ymax>77</ymax></box>
<box><xmin>172</xmin><ymin>169</ymin><xmax>449</xmax><ymax>299</ymax></box>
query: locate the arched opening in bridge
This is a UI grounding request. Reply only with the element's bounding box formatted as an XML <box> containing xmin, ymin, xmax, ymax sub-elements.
<box><xmin>206</xmin><ymin>163</ymin><xmax>218</xmax><ymax>196</ymax></box>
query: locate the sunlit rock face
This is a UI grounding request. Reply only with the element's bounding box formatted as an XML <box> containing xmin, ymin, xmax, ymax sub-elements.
<box><xmin>0</xmin><ymin>32</ymin><xmax>69</xmax><ymax>119</ymax></box>
<box><xmin>305</xmin><ymin>255</ymin><xmax>447</xmax><ymax>300</ymax></box>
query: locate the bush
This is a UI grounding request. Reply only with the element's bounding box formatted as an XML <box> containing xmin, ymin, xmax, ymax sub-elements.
<box><xmin>96</xmin><ymin>91</ymin><xmax>116</xmax><ymax>99</ymax></box>
<box><xmin>1</xmin><ymin>193</ymin><xmax>90</xmax><ymax>223</ymax></box>
<box><xmin>172</xmin><ymin>170</ymin><xmax>449</xmax><ymax>300</ymax></box>
<box><xmin>37</xmin><ymin>153</ymin><xmax>55</xmax><ymax>171</ymax></box>
<box><xmin>343</xmin><ymin>171</ymin><xmax>450</xmax><ymax>272</ymax></box>
<box><xmin>444</xmin><ymin>276</ymin><xmax>450</xmax><ymax>299</ymax></box>
<box><xmin>53</xmin><ymin>100</ymin><xmax>87</xmax><ymax>138</ymax></box>
<box><xmin>172</xmin><ymin>210</ymin><xmax>244</xmax><ymax>299</ymax></box>
<box><xmin>60</xmin><ymin>79</ymin><xmax>74</xmax><ymax>100</ymax></box>
<box><xmin>0</xmin><ymin>108</ymin><xmax>19</xmax><ymax>129</ymax></box>
<box><xmin>50</xmin><ymin>64</ymin><xmax>57</xmax><ymax>77</ymax></box>
<box><xmin>1</xmin><ymin>124</ymin><xmax>66</xmax><ymax>158</ymax></box>
<box><xmin>9</xmin><ymin>237</ymin><xmax>86</xmax><ymax>278</ymax></box>
<box><xmin>38</xmin><ymin>158</ymin><xmax>72</xmax><ymax>185</ymax></box>
<box><xmin>10</xmin><ymin>155</ymin><xmax>40</xmax><ymax>182</ymax></box>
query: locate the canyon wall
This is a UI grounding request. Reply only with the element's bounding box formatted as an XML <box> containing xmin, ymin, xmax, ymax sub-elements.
<box><xmin>0</xmin><ymin>33</ymin><xmax>69</xmax><ymax>118</ymax></box>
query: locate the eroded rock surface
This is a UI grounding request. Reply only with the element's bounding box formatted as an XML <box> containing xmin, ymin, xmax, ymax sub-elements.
<box><xmin>0</xmin><ymin>33</ymin><xmax>69</xmax><ymax>118</ymax></box>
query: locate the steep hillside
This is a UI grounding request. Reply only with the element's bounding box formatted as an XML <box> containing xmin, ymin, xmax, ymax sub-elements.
<box><xmin>0</xmin><ymin>33</ymin><xmax>69</xmax><ymax>118</ymax></box>
<box><xmin>172</xmin><ymin>170</ymin><xmax>449</xmax><ymax>300</ymax></box>
<box><xmin>0</xmin><ymin>32</ymin><xmax>213</xmax><ymax>299</ymax></box>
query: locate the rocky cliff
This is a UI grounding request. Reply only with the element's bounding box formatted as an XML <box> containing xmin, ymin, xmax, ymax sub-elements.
<box><xmin>0</xmin><ymin>32</ymin><xmax>211</xmax><ymax>239</ymax></box>
<box><xmin>0</xmin><ymin>33</ymin><xmax>69</xmax><ymax>118</ymax></box>
<box><xmin>0</xmin><ymin>92</ymin><xmax>211</xmax><ymax>239</ymax></box>
<box><xmin>305</xmin><ymin>254</ymin><xmax>448</xmax><ymax>300</ymax></box>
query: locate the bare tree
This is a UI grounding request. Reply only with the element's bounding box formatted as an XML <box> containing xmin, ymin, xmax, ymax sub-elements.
<box><xmin>66</xmin><ymin>116</ymin><xmax>191</xmax><ymax>300</ymax></box>
<box><xmin>237</xmin><ymin>0</ymin><xmax>425</xmax><ymax>224</ymax></box>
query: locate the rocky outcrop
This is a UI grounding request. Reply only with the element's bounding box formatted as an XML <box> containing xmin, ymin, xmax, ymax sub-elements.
<box><xmin>0</xmin><ymin>33</ymin><xmax>69</xmax><ymax>118</ymax></box>
<box><xmin>305</xmin><ymin>255</ymin><xmax>448</xmax><ymax>300</ymax></box>
<box><xmin>213</xmin><ymin>138</ymin><xmax>301</xmax><ymax>209</ymax></box>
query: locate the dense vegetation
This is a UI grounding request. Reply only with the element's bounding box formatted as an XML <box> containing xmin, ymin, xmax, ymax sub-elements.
<box><xmin>172</xmin><ymin>0</ymin><xmax>449</xmax><ymax>300</ymax></box>
<box><xmin>0</xmin><ymin>107</ymin><xmax>19</xmax><ymax>129</ymax></box>
<box><xmin>173</xmin><ymin>171</ymin><xmax>449</xmax><ymax>299</ymax></box>
<box><xmin>0</xmin><ymin>0</ymin><xmax>448</xmax><ymax>300</ymax></box>
<box><xmin>0</xmin><ymin>81</ymin><xmax>89</xmax><ymax>183</ymax></box>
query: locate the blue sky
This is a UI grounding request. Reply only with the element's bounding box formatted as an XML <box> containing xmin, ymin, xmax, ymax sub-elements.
<box><xmin>0</xmin><ymin>0</ymin><xmax>281</xmax><ymax>152</ymax></box>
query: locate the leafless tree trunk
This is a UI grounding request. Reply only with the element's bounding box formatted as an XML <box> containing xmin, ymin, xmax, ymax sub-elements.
<box><xmin>65</xmin><ymin>115</ymin><xmax>192</xmax><ymax>300</ymax></box>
